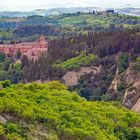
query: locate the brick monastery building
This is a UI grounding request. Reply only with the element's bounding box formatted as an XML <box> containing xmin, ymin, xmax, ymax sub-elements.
<box><xmin>0</xmin><ymin>35</ymin><xmax>48</xmax><ymax>60</ymax></box>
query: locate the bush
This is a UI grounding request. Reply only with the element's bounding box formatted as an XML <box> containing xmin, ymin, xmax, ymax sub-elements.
<box><xmin>0</xmin><ymin>125</ymin><xmax>4</xmax><ymax>135</ymax></box>
<box><xmin>0</xmin><ymin>70</ymin><xmax>8</xmax><ymax>81</ymax></box>
<box><xmin>6</xmin><ymin>123</ymin><xmax>19</xmax><ymax>134</ymax></box>
<box><xmin>132</xmin><ymin>57</ymin><xmax>140</xmax><ymax>71</ymax></box>
<box><xmin>1</xmin><ymin>80</ymin><xmax>11</xmax><ymax>88</ymax></box>
<box><xmin>117</xmin><ymin>52</ymin><xmax>129</xmax><ymax>73</ymax></box>
<box><xmin>117</xmin><ymin>83</ymin><xmax>125</xmax><ymax>91</ymax></box>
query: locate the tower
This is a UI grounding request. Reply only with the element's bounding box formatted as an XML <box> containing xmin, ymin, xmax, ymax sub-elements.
<box><xmin>39</xmin><ymin>34</ymin><xmax>45</xmax><ymax>48</ymax></box>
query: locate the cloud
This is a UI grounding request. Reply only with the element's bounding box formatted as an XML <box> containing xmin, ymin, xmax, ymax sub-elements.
<box><xmin>0</xmin><ymin>0</ymin><xmax>140</xmax><ymax>11</ymax></box>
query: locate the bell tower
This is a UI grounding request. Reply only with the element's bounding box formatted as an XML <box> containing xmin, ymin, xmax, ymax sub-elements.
<box><xmin>39</xmin><ymin>34</ymin><xmax>45</xmax><ymax>48</ymax></box>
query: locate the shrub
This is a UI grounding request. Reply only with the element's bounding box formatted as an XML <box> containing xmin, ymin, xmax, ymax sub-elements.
<box><xmin>1</xmin><ymin>80</ymin><xmax>11</xmax><ymax>88</ymax></box>
<box><xmin>0</xmin><ymin>125</ymin><xmax>4</xmax><ymax>135</ymax></box>
<box><xmin>0</xmin><ymin>70</ymin><xmax>8</xmax><ymax>81</ymax></box>
<box><xmin>117</xmin><ymin>52</ymin><xmax>129</xmax><ymax>73</ymax></box>
<box><xmin>6</xmin><ymin>123</ymin><xmax>19</xmax><ymax>134</ymax></box>
<box><xmin>117</xmin><ymin>83</ymin><xmax>125</xmax><ymax>91</ymax></box>
<box><xmin>132</xmin><ymin>57</ymin><xmax>140</xmax><ymax>71</ymax></box>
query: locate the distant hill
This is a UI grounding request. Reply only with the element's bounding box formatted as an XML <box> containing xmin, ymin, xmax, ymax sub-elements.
<box><xmin>0</xmin><ymin>11</ymin><xmax>139</xmax><ymax>43</ymax></box>
<box><xmin>0</xmin><ymin>7</ymin><xmax>139</xmax><ymax>17</ymax></box>
<box><xmin>116</xmin><ymin>7</ymin><xmax>140</xmax><ymax>16</ymax></box>
<box><xmin>0</xmin><ymin>11</ymin><xmax>35</xmax><ymax>17</ymax></box>
<box><xmin>0</xmin><ymin>7</ymin><xmax>102</xmax><ymax>17</ymax></box>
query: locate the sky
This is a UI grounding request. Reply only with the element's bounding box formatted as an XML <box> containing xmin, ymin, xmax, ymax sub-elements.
<box><xmin>0</xmin><ymin>0</ymin><xmax>140</xmax><ymax>11</ymax></box>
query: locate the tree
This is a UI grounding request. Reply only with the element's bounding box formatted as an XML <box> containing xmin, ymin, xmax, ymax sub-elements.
<box><xmin>16</xmin><ymin>49</ymin><xmax>21</xmax><ymax>59</ymax></box>
<box><xmin>117</xmin><ymin>52</ymin><xmax>129</xmax><ymax>73</ymax></box>
<box><xmin>0</xmin><ymin>71</ymin><xmax>8</xmax><ymax>81</ymax></box>
<box><xmin>0</xmin><ymin>52</ymin><xmax>5</xmax><ymax>63</ymax></box>
<box><xmin>21</xmin><ymin>55</ymin><xmax>29</xmax><ymax>68</ymax></box>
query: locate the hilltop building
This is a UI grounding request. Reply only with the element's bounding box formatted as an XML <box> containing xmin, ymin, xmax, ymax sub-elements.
<box><xmin>93</xmin><ymin>9</ymin><xmax>116</xmax><ymax>16</ymax></box>
<box><xmin>0</xmin><ymin>35</ymin><xmax>48</xmax><ymax>60</ymax></box>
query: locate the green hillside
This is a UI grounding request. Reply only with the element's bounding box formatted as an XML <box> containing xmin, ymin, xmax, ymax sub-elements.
<box><xmin>53</xmin><ymin>54</ymin><xmax>98</xmax><ymax>71</ymax></box>
<box><xmin>0</xmin><ymin>81</ymin><xmax>140</xmax><ymax>140</ymax></box>
<box><xmin>0</xmin><ymin>13</ymin><xmax>140</xmax><ymax>42</ymax></box>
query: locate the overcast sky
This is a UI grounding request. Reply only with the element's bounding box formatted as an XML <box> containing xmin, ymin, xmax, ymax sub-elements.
<box><xmin>0</xmin><ymin>0</ymin><xmax>140</xmax><ymax>11</ymax></box>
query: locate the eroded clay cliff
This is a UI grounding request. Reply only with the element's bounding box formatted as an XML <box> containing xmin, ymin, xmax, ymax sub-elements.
<box><xmin>108</xmin><ymin>64</ymin><xmax>140</xmax><ymax>113</ymax></box>
<box><xmin>62</xmin><ymin>65</ymin><xmax>102</xmax><ymax>86</ymax></box>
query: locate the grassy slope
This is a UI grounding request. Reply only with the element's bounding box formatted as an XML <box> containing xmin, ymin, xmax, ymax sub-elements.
<box><xmin>0</xmin><ymin>81</ymin><xmax>140</xmax><ymax>140</ymax></box>
<box><xmin>53</xmin><ymin>54</ymin><xmax>98</xmax><ymax>71</ymax></box>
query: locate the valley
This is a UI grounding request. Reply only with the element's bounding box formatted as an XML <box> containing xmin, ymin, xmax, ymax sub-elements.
<box><xmin>0</xmin><ymin>6</ymin><xmax>140</xmax><ymax>140</ymax></box>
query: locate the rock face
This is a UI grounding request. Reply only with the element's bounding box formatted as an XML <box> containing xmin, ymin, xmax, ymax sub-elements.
<box><xmin>123</xmin><ymin>81</ymin><xmax>140</xmax><ymax>111</ymax></box>
<box><xmin>108</xmin><ymin>75</ymin><xmax>121</xmax><ymax>92</ymax></box>
<box><xmin>132</xmin><ymin>98</ymin><xmax>140</xmax><ymax>113</ymax></box>
<box><xmin>123</xmin><ymin>66</ymin><xmax>140</xmax><ymax>84</ymax></box>
<box><xmin>122</xmin><ymin>66</ymin><xmax>140</xmax><ymax>113</ymax></box>
<box><xmin>0</xmin><ymin>115</ymin><xmax>7</xmax><ymax>125</ymax></box>
<box><xmin>63</xmin><ymin>66</ymin><xmax>102</xmax><ymax>86</ymax></box>
<box><xmin>28</xmin><ymin>125</ymin><xmax>49</xmax><ymax>140</ymax></box>
<box><xmin>109</xmin><ymin>64</ymin><xmax>140</xmax><ymax>113</ymax></box>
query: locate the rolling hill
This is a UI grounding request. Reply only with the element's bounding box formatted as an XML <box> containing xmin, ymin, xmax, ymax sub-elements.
<box><xmin>0</xmin><ymin>7</ymin><xmax>139</xmax><ymax>18</ymax></box>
